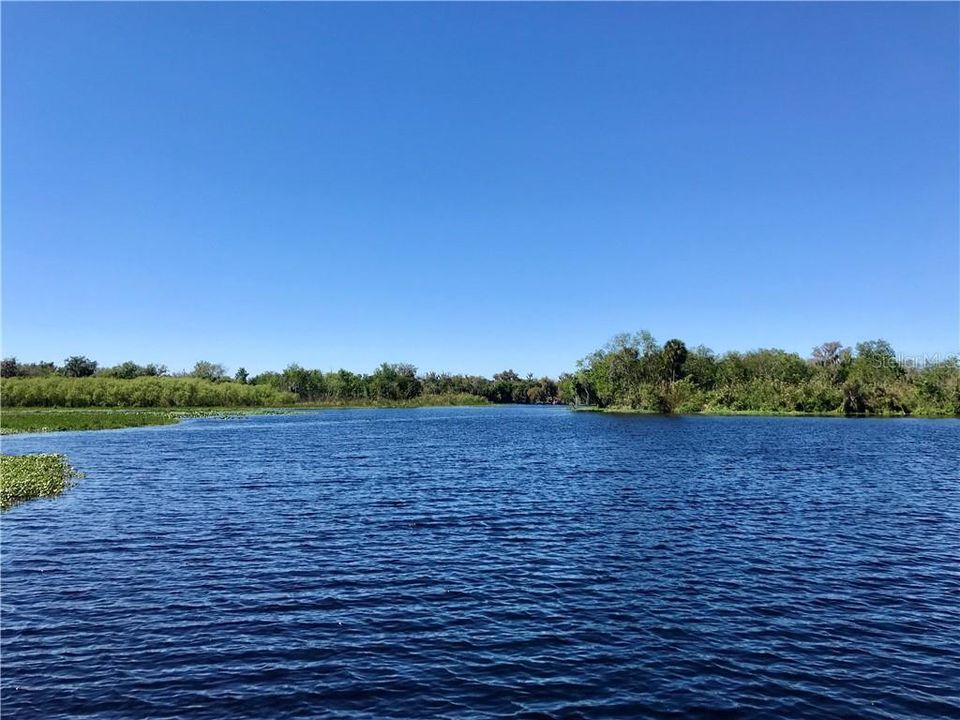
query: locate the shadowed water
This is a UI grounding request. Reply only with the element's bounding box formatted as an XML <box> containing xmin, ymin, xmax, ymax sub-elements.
<box><xmin>2</xmin><ymin>407</ymin><xmax>958</xmax><ymax>719</ymax></box>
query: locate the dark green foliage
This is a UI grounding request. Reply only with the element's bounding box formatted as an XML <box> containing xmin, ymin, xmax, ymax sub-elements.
<box><xmin>912</xmin><ymin>358</ymin><xmax>960</xmax><ymax>415</ymax></box>
<box><xmin>485</xmin><ymin>370</ymin><xmax>557</xmax><ymax>404</ymax></box>
<box><xmin>571</xmin><ymin>331</ymin><xmax>959</xmax><ymax>416</ymax></box>
<box><xmin>420</xmin><ymin>372</ymin><xmax>493</xmax><ymax>398</ymax></box>
<box><xmin>661</xmin><ymin>339</ymin><xmax>688</xmax><ymax>383</ymax></box>
<box><xmin>370</xmin><ymin>363</ymin><xmax>421</xmax><ymax>401</ymax></box>
<box><xmin>250</xmin><ymin>365</ymin><xmax>562</xmax><ymax>405</ymax></box>
<box><xmin>681</xmin><ymin>346</ymin><xmax>718</xmax><ymax>390</ymax></box>
<box><xmin>62</xmin><ymin>356</ymin><xmax>98</xmax><ymax>378</ymax></box>
<box><xmin>1</xmin><ymin>358</ymin><xmax>19</xmax><ymax>378</ymax></box>
<box><xmin>328</xmin><ymin>369</ymin><xmax>366</xmax><ymax>402</ymax></box>
<box><xmin>2</xmin><ymin>353</ymin><xmax>561</xmax><ymax>408</ymax></box>
<box><xmin>0</xmin><ymin>359</ymin><xmax>57</xmax><ymax>378</ymax></box>
<box><xmin>848</xmin><ymin>340</ymin><xmax>903</xmax><ymax>384</ymax></box>
<box><xmin>273</xmin><ymin>364</ymin><xmax>328</xmax><ymax>401</ymax></box>
<box><xmin>102</xmin><ymin>361</ymin><xmax>167</xmax><ymax>379</ymax></box>
<box><xmin>3</xmin><ymin>340</ymin><xmax>955</xmax><ymax>416</ymax></box>
<box><xmin>106</xmin><ymin>361</ymin><xmax>142</xmax><ymax>380</ymax></box>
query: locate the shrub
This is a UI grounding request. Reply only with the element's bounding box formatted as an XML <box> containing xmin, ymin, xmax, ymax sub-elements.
<box><xmin>0</xmin><ymin>377</ymin><xmax>296</xmax><ymax>408</ymax></box>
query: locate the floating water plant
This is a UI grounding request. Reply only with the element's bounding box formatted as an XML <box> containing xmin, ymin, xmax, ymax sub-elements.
<box><xmin>0</xmin><ymin>454</ymin><xmax>83</xmax><ymax>510</ymax></box>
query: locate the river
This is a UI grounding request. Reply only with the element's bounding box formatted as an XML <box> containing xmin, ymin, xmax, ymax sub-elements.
<box><xmin>2</xmin><ymin>407</ymin><xmax>958</xmax><ymax>718</ymax></box>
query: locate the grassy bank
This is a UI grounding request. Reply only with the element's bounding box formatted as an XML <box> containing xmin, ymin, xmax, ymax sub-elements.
<box><xmin>0</xmin><ymin>394</ymin><xmax>492</xmax><ymax>435</ymax></box>
<box><xmin>0</xmin><ymin>454</ymin><xmax>83</xmax><ymax>510</ymax></box>
<box><xmin>0</xmin><ymin>408</ymin><xmax>302</xmax><ymax>434</ymax></box>
<box><xmin>1</xmin><ymin>409</ymin><xmax>181</xmax><ymax>434</ymax></box>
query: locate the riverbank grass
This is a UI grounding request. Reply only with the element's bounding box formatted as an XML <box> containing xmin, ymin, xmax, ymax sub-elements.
<box><xmin>0</xmin><ymin>454</ymin><xmax>83</xmax><ymax>510</ymax></box>
<box><xmin>0</xmin><ymin>394</ymin><xmax>492</xmax><ymax>435</ymax></box>
<box><xmin>1</xmin><ymin>409</ymin><xmax>181</xmax><ymax>434</ymax></box>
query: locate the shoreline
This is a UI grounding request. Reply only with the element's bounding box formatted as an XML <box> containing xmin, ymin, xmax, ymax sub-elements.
<box><xmin>2</xmin><ymin>402</ymin><xmax>958</xmax><ymax>436</ymax></box>
<box><xmin>572</xmin><ymin>405</ymin><xmax>958</xmax><ymax>419</ymax></box>
<box><xmin>0</xmin><ymin>400</ymin><xmax>493</xmax><ymax>435</ymax></box>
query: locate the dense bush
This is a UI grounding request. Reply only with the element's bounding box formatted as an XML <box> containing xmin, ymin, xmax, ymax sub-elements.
<box><xmin>3</xmin><ymin>340</ymin><xmax>956</xmax><ymax>415</ymax></box>
<box><xmin>569</xmin><ymin>332</ymin><xmax>959</xmax><ymax>416</ymax></box>
<box><xmin>0</xmin><ymin>376</ymin><xmax>296</xmax><ymax>408</ymax></box>
<box><xmin>250</xmin><ymin>363</ymin><xmax>560</xmax><ymax>405</ymax></box>
<box><xmin>0</xmin><ymin>369</ymin><xmax>554</xmax><ymax>408</ymax></box>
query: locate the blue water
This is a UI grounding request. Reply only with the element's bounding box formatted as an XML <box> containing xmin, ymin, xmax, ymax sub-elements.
<box><xmin>2</xmin><ymin>407</ymin><xmax>958</xmax><ymax>719</ymax></box>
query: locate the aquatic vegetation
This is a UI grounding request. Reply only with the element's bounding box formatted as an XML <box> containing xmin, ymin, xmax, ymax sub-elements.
<box><xmin>0</xmin><ymin>399</ymin><xmax>490</xmax><ymax>436</ymax></box>
<box><xmin>0</xmin><ymin>409</ymin><xmax>180</xmax><ymax>434</ymax></box>
<box><xmin>0</xmin><ymin>407</ymin><xmax>313</xmax><ymax>434</ymax></box>
<box><xmin>0</xmin><ymin>454</ymin><xmax>83</xmax><ymax>510</ymax></box>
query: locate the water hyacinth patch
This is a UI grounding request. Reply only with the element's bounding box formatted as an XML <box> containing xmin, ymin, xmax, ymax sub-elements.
<box><xmin>0</xmin><ymin>454</ymin><xmax>83</xmax><ymax>510</ymax></box>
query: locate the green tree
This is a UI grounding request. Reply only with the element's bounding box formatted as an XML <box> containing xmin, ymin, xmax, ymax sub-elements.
<box><xmin>1</xmin><ymin>358</ymin><xmax>19</xmax><ymax>378</ymax></box>
<box><xmin>107</xmin><ymin>361</ymin><xmax>144</xmax><ymax>379</ymax></box>
<box><xmin>850</xmin><ymin>340</ymin><xmax>902</xmax><ymax>383</ymax></box>
<box><xmin>370</xmin><ymin>363</ymin><xmax>421</xmax><ymax>401</ymax></box>
<box><xmin>192</xmin><ymin>361</ymin><xmax>227</xmax><ymax>383</ymax></box>
<box><xmin>19</xmin><ymin>361</ymin><xmax>57</xmax><ymax>377</ymax></box>
<box><xmin>682</xmin><ymin>346</ymin><xmax>718</xmax><ymax>389</ymax></box>
<box><xmin>279</xmin><ymin>364</ymin><xmax>326</xmax><ymax>400</ymax></box>
<box><xmin>661</xmin><ymin>339</ymin><xmax>688</xmax><ymax>382</ymax></box>
<box><xmin>62</xmin><ymin>356</ymin><xmax>98</xmax><ymax>378</ymax></box>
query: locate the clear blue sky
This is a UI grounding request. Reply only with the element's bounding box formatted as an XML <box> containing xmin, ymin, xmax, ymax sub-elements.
<box><xmin>2</xmin><ymin>2</ymin><xmax>957</xmax><ymax>377</ymax></box>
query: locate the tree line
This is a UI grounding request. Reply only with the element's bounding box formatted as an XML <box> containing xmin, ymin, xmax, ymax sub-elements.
<box><xmin>2</xmin><ymin>335</ymin><xmax>958</xmax><ymax>415</ymax></box>
<box><xmin>0</xmin><ymin>357</ymin><xmax>560</xmax><ymax>407</ymax></box>
<box><xmin>560</xmin><ymin>332</ymin><xmax>959</xmax><ymax>416</ymax></box>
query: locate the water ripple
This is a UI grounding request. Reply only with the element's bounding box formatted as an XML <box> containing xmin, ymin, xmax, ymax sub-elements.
<box><xmin>2</xmin><ymin>408</ymin><xmax>958</xmax><ymax>719</ymax></box>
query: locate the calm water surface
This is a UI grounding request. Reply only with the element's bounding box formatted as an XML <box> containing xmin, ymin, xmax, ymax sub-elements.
<box><xmin>2</xmin><ymin>407</ymin><xmax>958</xmax><ymax>719</ymax></box>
